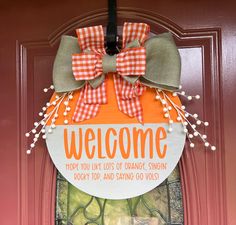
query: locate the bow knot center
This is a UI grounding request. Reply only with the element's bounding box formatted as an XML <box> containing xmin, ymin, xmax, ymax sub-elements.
<box><xmin>102</xmin><ymin>54</ymin><xmax>117</xmax><ymax>74</ymax></box>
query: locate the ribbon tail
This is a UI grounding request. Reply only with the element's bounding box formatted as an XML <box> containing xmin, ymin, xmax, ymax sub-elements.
<box><xmin>73</xmin><ymin>81</ymin><xmax>107</xmax><ymax>122</ymax></box>
<box><xmin>72</xmin><ymin>86</ymin><xmax>99</xmax><ymax>122</ymax></box>
<box><xmin>113</xmin><ymin>75</ymin><xmax>145</xmax><ymax>124</ymax></box>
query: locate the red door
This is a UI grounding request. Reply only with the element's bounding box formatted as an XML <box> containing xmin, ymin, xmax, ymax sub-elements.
<box><xmin>0</xmin><ymin>1</ymin><xmax>235</xmax><ymax>225</ymax></box>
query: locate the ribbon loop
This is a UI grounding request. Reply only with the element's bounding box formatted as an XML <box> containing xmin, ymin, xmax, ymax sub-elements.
<box><xmin>116</xmin><ymin>47</ymin><xmax>146</xmax><ymax>76</ymax></box>
<box><xmin>52</xmin><ymin>35</ymin><xmax>85</xmax><ymax>93</ymax></box>
<box><xmin>72</xmin><ymin>53</ymin><xmax>103</xmax><ymax>81</ymax></box>
<box><xmin>52</xmin><ymin>22</ymin><xmax>181</xmax><ymax>123</ymax></box>
<box><xmin>141</xmin><ymin>32</ymin><xmax>181</xmax><ymax>90</ymax></box>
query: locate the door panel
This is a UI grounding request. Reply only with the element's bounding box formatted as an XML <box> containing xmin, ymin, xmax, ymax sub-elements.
<box><xmin>0</xmin><ymin>1</ymin><xmax>235</xmax><ymax>225</ymax></box>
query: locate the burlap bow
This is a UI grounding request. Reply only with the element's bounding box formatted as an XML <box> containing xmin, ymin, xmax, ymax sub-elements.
<box><xmin>53</xmin><ymin>22</ymin><xmax>181</xmax><ymax>123</ymax></box>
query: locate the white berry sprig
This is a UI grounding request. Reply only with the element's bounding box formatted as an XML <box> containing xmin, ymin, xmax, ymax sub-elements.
<box><xmin>154</xmin><ymin>87</ymin><xmax>216</xmax><ymax>151</ymax></box>
<box><xmin>155</xmin><ymin>89</ymin><xmax>174</xmax><ymax>133</ymax></box>
<box><xmin>25</xmin><ymin>86</ymin><xmax>75</xmax><ymax>154</ymax></box>
<box><xmin>62</xmin><ymin>92</ymin><xmax>74</xmax><ymax>125</ymax></box>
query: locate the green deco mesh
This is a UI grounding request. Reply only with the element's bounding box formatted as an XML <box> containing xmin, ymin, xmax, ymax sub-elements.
<box><xmin>55</xmin><ymin>166</ymin><xmax>183</xmax><ymax>225</ymax></box>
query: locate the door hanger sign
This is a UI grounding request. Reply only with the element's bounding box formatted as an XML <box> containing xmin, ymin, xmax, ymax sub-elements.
<box><xmin>25</xmin><ymin>22</ymin><xmax>216</xmax><ymax>200</ymax></box>
<box><xmin>46</xmin><ymin>77</ymin><xmax>186</xmax><ymax>199</ymax></box>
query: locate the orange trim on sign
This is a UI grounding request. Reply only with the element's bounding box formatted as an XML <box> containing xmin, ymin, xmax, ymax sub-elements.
<box><xmin>47</xmin><ymin>74</ymin><xmax>182</xmax><ymax>125</ymax></box>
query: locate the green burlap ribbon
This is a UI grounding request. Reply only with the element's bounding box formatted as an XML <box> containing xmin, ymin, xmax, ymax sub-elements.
<box><xmin>53</xmin><ymin>33</ymin><xmax>181</xmax><ymax>92</ymax></box>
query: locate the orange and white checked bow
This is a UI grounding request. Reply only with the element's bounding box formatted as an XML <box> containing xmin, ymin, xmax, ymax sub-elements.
<box><xmin>71</xmin><ymin>22</ymin><xmax>150</xmax><ymax>123</ymax></box>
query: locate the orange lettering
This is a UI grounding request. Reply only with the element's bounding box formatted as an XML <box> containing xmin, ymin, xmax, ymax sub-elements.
<box><xmin>155</xmin><ymin>127</ymin><xmax>167</xmax><ymax>158</ymax></box>
<box><xmin>64</xmin><ymin>129</ymin><xmax>82</xmax><ymax>160</ymax></box>
<box><xmin>105</xmin><ymin>128</ymin><xmax>117</xmax><ymax>158</ymax></box>
<box><xmin>119</xmin><ymin>127</ymin><xmax>131</xmax><ymax>159</ymax></box>
<box><xmin>133</xmin><ymin>128</ymin><xmax>153</xmax><ymax>158</ymax></box>
<box><xmin>85</xmin><ymin>128</ymin><xmax>95</xmax><ymax>159</ymax></box>
<box><xmin>97</xmin><ymin>128</ymin><xmax>106</xmax><ymax>159</ymax></box>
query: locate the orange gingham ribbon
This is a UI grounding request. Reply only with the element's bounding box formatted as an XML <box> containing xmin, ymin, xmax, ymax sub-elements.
<box><xmin>72</xmin><ymin>22</ymin><xmax>150</xmax><ymax>123</ymax></box>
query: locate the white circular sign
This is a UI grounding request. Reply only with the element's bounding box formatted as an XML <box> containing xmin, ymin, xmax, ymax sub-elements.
<box><xmin>46</xmin><ymin>122</ymin><xmax>185</xmax><ymax>199</ymax></box>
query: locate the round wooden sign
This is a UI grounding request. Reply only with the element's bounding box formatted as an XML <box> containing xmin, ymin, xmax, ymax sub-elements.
<box><xmin>46</xmin><ymin>75</ymin><xmax>185</xmax><ymax>199</ymax></box>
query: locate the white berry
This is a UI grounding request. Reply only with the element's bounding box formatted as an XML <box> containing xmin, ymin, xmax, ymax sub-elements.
<box><xmin>164</xmin><ymin>113</ymin><xmax>169</xmax><ymax>118</ymax></box>
<box><xmin>183</xmin><ymin>128</ymin><xmax>188</xmax><ymax>133</ymax></box>
<box><xmin>196</xmin><ymin>120</ymin><xmax>201</xmax><ymax>125</ymax></box>
<box><xmin>30</xmin><ymin>143</ymin><xmax>35</xmax><ymax>148</ymax></box>
<box><xmin>26</xmin><ymin>150</ymin><xmax>31</xmax><ymax>154</ymax></box>
<box><xmin>162</xmin><ymin>100</ymin><xmax>166</xmax><ymax>105</ymax></box>
<box><xmin>190</xmin><ymin>143</ymin><xmax>195</xmax><ymax>148</ymax></box>
<box><xmin>188</xmin><ymin>134</ymin><xmax>193</xmax><ymax>139</ymax></box>
<box><xmin>163</xmin><ymin>107</ymin><xmax>168</xmax><ymax>112</ymax></box>
<box><xmin>205</xmin><ymin>142</ymin><xmax>210</xmax><ymax>147</ymax></box>
<box><xmin>32</xmin><ymin>129</ymin><xmax>36</xmax><ymax>134</ymax></box>
<box><xmin>211</xmin><ymin>146</ymin><xmax>216</xmax><ymax>151</ymax></box>
<box><xmin>168</xmin><ymin>127</ymin><xmax>173</xmax><ymax>133</ymax></box>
